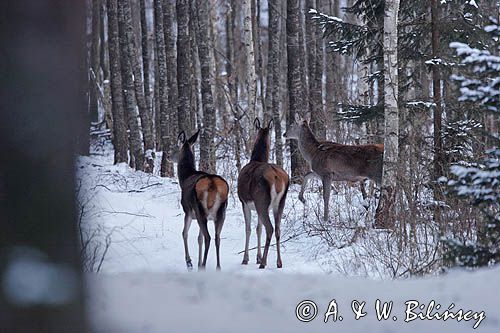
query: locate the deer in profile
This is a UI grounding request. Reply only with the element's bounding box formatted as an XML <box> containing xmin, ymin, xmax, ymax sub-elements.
<box><xmin>173</xmin><ymin>130</ymin><xmax>229</xmax><ymax>270</ymax></box>
<box><xmin>238</xmin><ymin>118</ymin><xmax>289</xmax><ymax>269</ymax></box>
<box><xmin>284</xmin><ymin>115</ymin><xmax>383</xmax><ymax>222</ymax></box>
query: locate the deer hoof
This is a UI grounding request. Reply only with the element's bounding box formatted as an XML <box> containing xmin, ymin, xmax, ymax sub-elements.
<box><xmin>186</xmin><ymin>260</ymin><xmax>193</xmax><ymax>271</ymax></box>
<box><xmin>242</xmin><ymin>258</ymin><xmax>249</xmax><ymax>265</ymax></box>
<box><xmin>256</xmin><ymin>255</ymin><xmax>262</xmax><ymax>264</ymax></box>
<box><xmin>277</xmin><ymin>261</ymin><xmax>282</xmax><ymax>269</ymax></box>
<box><xmin>216</xmin><ymin>266</ymin><xmax>221</xmax><ymax>271</ymax></box>
<box><xmin>259</xmin><ymin>264</ymin><xmax>266</xmax><ymax>269</ymax></box>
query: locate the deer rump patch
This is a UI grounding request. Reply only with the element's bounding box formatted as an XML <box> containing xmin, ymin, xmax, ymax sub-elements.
<box><xmin>195</xmin><ymin>177</ymin><xmax>228</xmax><ymax>211</ymax></box>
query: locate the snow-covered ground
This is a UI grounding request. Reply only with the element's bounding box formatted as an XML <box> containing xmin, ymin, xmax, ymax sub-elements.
<box><xmin>78</xmin><ymin>145</ymin><xmax>500</xmax><ymax>332</ymax></box>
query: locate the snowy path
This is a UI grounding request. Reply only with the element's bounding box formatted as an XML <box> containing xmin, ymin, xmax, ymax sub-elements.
<box><xmin>77</xmin><ymin>153</ymin><xmax>326</xmax><ymax>275</ymax></box>
<box><xmin>79</xmin><ymin>152</ymin><xmax>500</xmax><ymax>332</ymax></box>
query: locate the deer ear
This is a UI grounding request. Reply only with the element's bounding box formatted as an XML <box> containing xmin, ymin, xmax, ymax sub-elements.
<box><xmin>294</xmin><ymin>113</ymin><xmax>301</xmax><ymax>124</ymax></box>
<box><xmin>267</xmin><ymin>119</ymin><xmax>274</xmax><ymax>130</ymax></box>
<box><xmin>188</xmin><ymin>129</ymin><xmax>200</xmax><ymax>145</ymax></box>
<box><xmin>304</xmin><ymin>113</ymin><xmax>311</xmax><ymax>124</ymax></box>
<box><xmin>178</xmin><ymin>131</ymin><xmax>186</xmax><ymax>144</ymax></box>
<box><xmin>254</xmin><ymin>118</ymin><xmax>261</xmax><ymax>130</ymax></box>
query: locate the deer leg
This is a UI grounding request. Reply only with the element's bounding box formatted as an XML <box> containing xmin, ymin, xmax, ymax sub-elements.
<box><xmin>274</xmin><ymin>206</ymin><xmax>285</xmax><ymax>268</ymax></box>
<box><xmin>299</xmin><ymin>171</ymin><xmax>316</xmax><ymax>203</ymax></box>
<box><xmin>256</xmin><ymin>219</ymin><xmax>262</xmax><ymax>264</ymax></box>
<box><xmin>241</xmin><ymin>203</ymin><xmax>252</xmax><ymax>265</ymax></box>
<box><xmin>196</xmin><ymin>215</ymin><xmax>210</xmax><ymax>269</ymax></box>
<box><xmin>256</xmin><ymin>201</ymin><xmax>273</xmax><ymax>269</ymax></box>
<box><xmin>360</xmin><ymin>180</ymin><xmax>367</xmax><ymax>200</ymax></box>
<box><xmin>214</xmin><ymin>207</ymin><xmax>226</xmax><ymax>271</ymax></box>
<box><xmin>322</xmin><ymin>175</ymin><xmax>332</xmax><ymax>222</ymax></box>
<box><xmin>197</xmin><ymin>229</ymin><xmax>203</xmax><ymax>268</ymax></box>
<box><xmin>182</xmin><ymin>214</ymin><xmax>193</xmax><ymax>270</ymax></box>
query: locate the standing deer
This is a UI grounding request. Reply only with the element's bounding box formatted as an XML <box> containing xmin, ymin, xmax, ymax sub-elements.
<box><xmin>238</xmin><ymin>118</ymin><xmax>289</xmax><ymax>269</ymax></box>
<box><xmin>284</xmin><ymin>115</ymin><xmax>383</xmax><ymax>221</ymax></box>
<box><xmin>174</xmin><ymin>130</ymin><xmax>229</xmax><ymax>270</ymax></box>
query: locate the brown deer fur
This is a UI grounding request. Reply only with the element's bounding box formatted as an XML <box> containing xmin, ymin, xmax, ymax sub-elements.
<box><xmin>284</xmin><ymin>116</ymin><xmax>383</xmax><ymax>221</ymax></box>
<box><xmin>175</xmin><ymin>130</ymin><xmax>229</xmax><ymax>270</ymax></box>
<box><xmin>238</xmin><ymin>119</ymin><xmax>289</xmax><ymax>269</ymax></box>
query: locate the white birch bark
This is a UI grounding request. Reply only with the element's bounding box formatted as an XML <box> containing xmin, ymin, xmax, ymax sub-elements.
<box><xmin>242</xmin><ymin>0</ymin><xmax>257</xmax><ymax>122</ymax></box>
<box><xmin>375</xmin><ymin>0</ymin><xmax>400</xmax><ymax>228</ymax></box>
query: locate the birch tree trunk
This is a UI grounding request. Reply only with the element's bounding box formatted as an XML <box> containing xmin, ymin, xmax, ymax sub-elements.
<box><xmin>267</xmin><ymin>0</ymin><xmax>284</xmax><ymax>165</ymax></box>
<box><xmin>243</xmin><ymin>0</ymin><xmax>257</xmax><ymax>123</ymax></box>
<box><xmin>154</xmin><ymin>0</ymin><xmax>174</xmax><ymax>176</ymax></box>
<box><xmin>193</xmin><ymin>0</ymin><xmax>216</xmax><ymax>173</ymax></box>
<box><xmin>375</xmin><ymin>0</ymin><xmax>399</xmax><ymax>229</ymax></box>
<box><xmin>118</xmin><ymin>0</ymin><xmax>144</xmax><ymax>171</ymax></box>
<box><xmin>176</xmin><ymin>0</ymin><xmax>193</xmax><ymax>133</ymax></box>
<box><xmin>107</xmin><ymin>0</ymin><xmax>128</xmax><ymax>164</ymax></box>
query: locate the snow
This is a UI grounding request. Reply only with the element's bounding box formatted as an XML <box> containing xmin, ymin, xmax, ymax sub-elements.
<box><xmin>79</xmin><ymin>144</ymin><xmax>500</xmax><ymax>332</ymax></box>
<box><xmin>87</xmin><ymin>267</ymin><xmax>500</xmax><ymax>332</ymax></box>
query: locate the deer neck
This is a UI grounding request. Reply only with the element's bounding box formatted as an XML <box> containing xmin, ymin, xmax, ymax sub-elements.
<box><xmin>250</xmin><ymin>135</ymin><xmax>269</xmax><ymax>163</ymax></box>
<box><xmin>177</xmin><ymin>149</ymin><xmax>197</xmax><ymax>184</ymax></box>
<box><xmin>297</xmin><ymin>126</ymin><xmax>320</xmax><ymax>163</ymax></box>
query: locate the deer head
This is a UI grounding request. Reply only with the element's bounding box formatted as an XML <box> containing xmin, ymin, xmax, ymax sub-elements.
<box><xmin>251</xmin><ymin>118</ymin><xmax>273</xmax><ymax>162</ymax></box>
<box><xmin>172</xmin><ymin>130</ymin><xmax>199</xmax><ymax>162</ymax></box>
<box><xmin>283</xmin><ymin>113</ymin><xmax>310</xmax><ymax>140</ymax></box>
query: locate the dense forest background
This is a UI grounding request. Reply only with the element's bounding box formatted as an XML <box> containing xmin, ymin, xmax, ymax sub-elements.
<box><xmin>83</xmin><ymin>0</ymin><xmax>499</xmax><ymax>274</ymax></box>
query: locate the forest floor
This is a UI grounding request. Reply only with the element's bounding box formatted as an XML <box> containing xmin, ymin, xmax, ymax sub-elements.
<box><xmin>78</xmin><ymin>143</ymin><xmax>500</xmax><ymax>332</ymax></box>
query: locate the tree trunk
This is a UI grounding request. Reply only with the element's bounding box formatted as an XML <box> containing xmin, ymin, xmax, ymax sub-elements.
<box><xmin>118</xmin><ymin>0</ymin><xmax>144</xmax><ymax>170</ymax></box>
<box><xmin>101</xmin><ymin>0</ymin><xmax>113</xmax><ymax>132</ymax></box>
<box><xmin>107</xmin><ymin>0</ymin><xmax>128</xmax><ymax>164</ymax></box>
<box><xmin>121</xmin><ymin>0</ymin><xmax>154</xmax><ymax>171</ymax></box>
<box><xmin>267</xmin><ymin>0</ymin><xmax>284</xmax><ymax>166</ymax></box>
<box><xmin>140</xmin><ymin>0</ymin><xmax>154</xmax><ymax>145</ymax></box>
<box><xmin>154</xmin><ymin>0</ymin><xmax>174</xmax><ymax>177</ymax></box>
<box><xmin>176</xmin><ymin>0</ymin><xmax>193</xmax><ymax>133</ymax></box>
<box><xmin>287</xmin><ymin>0</ymin><xmax>307</xmax><ymax>182</ymax></box>
<box><xmin>1</xmin><ymin>1</ymin><xmax>87</xmax><ymax>329</ymax></box>
<box><xmin>226</xmin><ymin>0</ymin><xmax>243</xmax><ymax>171</ymax></box>
<box><xmin>89</xmin><ymin>0</ymin><xmax>101</xmax><ymax>124</ymax></box>
<box><xmin>163</xmin><ymin>0</ymin><xmax>179</xmax><ymax>142</ymax></box>
<box><xmin>243</xmin><ymin>0</ymin><xmax>258</xmax><ymax>123</ymax></box>
<box><xmin>375</xmin><ymin>0</ymin><xmax>400</xmax><ymax>229</ymax></box>
<box><xmin>193</xmin><ymin>0</ymin><xmax>216</xmax><ymax>173</ymax></box>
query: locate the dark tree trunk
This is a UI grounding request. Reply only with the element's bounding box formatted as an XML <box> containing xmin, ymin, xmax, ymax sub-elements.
<box><xmin>163</xmin><ymin>0</ymin><xmax>179</xmax><ymax>143</ymax></box>
<box><xmin>107</xmin><ymin>0</ymin><xmax>129</xmax><ymax>164</ymax></box>
<box><xmin>176</xmin><ymin>0</ymin><xmax>192</xmax><ymax>133</ymax></box>
<box><xmin>118</xmin><ymin>0</ymin><xmax>144</xmax><ymax>170</ymax></box>
<box><xmin>140</xmin><ymin>0</ymin><xmax>154</xmax><ymax>146</ymax></box>
<box><xmin>0</xmin><ymin>1</ymin><xmax>87</xmax><ymax>330</ymax></box>
<box><xmin>121</xmin><ymin>0</ymin><xmax>154</xmax><ymax>160</ymax></box>
<box><xmin>101</xmin><ymin>0</ymin><xmax>113</xmax><ymax>131</ymax></box>
<box><xmin>194</xmin><ymin>0</ymin><xmax>216</xmax><ymax>173</ymax></box>
<box><xmin>431</xmin><ymin>0</ymin><xmax>444</xmax><ymax>226</ymax></box>
<box><xmin>287</xmin><ymin>0</ymin><xmax>307</xmax><ymax>182</ymax></box>
<box><xmin>154</xmin><ymin>0</ymin><xmax>174</xmax><ymax>177</ymax></box>
<box><xmin>226</xmin><ymin>0</ymin><xmax>243</xmax><ymax>171</ymax></box>
<box><xmin>89</xmin><ymin>0</ymin><xmax>101</xmax><ymax>124</ymax></box>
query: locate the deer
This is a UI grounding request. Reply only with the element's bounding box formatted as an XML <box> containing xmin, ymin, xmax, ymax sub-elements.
<box><xmin>238</xmin><ymin>118</ymin><xmax>290</xmax><ymax>269</ymax></box>
<box><xmin>284</xmin><ymin>115</ymin><xmax>383</xmax><ymax>222</ymax></box>
<box><xmin>173</xmin><ymin>130</ymin><xmax>229</xmax><ymax>271</ymax></box>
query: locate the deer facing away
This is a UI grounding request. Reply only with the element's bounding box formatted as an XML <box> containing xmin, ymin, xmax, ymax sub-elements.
<box><xmin>238</xmin><ymin>119</ymin><xmax>289</xmax><ymax>269</ymax></box>
<box><xmin>173</xmin><ymin>130</ymin><xmax>229</xmax><ymax>270</ymax></box>
<box><xmin>284</xmin><ymin>116</ymin><xmax>383</xmax><ymax>221</ymax></box>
